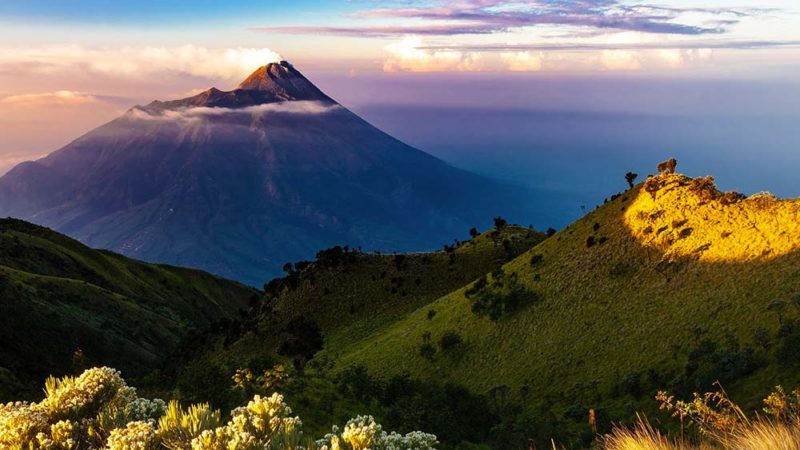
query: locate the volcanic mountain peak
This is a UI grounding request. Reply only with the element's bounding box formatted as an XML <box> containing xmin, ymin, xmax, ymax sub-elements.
<box><xmin>141</xmin><ymin>60</ymin><xmax>333</xmax><ymax>111</ymax></box>
<box><xmin>236</xmin><ymin>60</ymin><xmax>331</xmax><ymax>101</ymax></box>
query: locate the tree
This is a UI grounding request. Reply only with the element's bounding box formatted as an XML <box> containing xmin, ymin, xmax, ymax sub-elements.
<box><xmin>493</xmin><ymin>216</ymin><xmax>507</xmax><ymax>231</ymax></box>
<box><xmin>625</xmin><ymin>171</ymin><xmax>638</xmax><ymax>188</ymax></box>
<box><xmin>469</xmin><ymin>227</ymin><xmax>480</xmax><ymax>239</ymax></box>
<box><xmin>277</xmin><ymin>316</ymin><xmax>323</xmax><ymax>371</ymax></box>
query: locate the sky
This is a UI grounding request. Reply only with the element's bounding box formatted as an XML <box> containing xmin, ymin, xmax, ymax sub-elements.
<box><xmin>1</xmin><ymin>0</ymin><xmax>799</xmax><ymax>224</ymax></box>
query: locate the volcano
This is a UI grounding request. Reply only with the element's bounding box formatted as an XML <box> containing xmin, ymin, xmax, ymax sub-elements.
<box><xmin>0</xmin><ymin>61</ymin><xmax>542</xmax><ymax>285</ymax></box>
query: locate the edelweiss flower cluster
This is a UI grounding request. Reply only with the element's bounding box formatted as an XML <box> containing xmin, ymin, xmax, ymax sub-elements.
<box><xmin>106</xmin><ymin>420</ymin><xmax>158</xmax><ymax>450</ymax></box>
<box><xmin>0</xmin><ymin>401</ymin><xmax>49</xmax><ymax>447</ymax></box>
<box><xmin>36</xmin><ymin>419</ymin><xmax>78</xmax><ymax>449</ymax></box>
<box><xmin>379</xmin><ymin>430</ymin><xmax>439</xmax><ymax>450</ymax></box>
<box><xmin>341</xmin><ymin>415</ymin><xmax>382</xmax><ymax>450</ymax></box>
<box><xmin>319</xmin><ymin>416</ymin><xmax>437</xmax><ymax>450</ymax></box>
<box><xmin>125</xmin><ymin>398</ymin><xmax>167</xmax><ymax>421</ymax></box>
<box><xmin>41</xmin><ymin>366</ymin><xmax>126</xmax><ymax>419</ymax></box>
<box><xmin>190</xmin><ymin>393</ymin><xmax>303</xmax><ymax>450</ymax></box>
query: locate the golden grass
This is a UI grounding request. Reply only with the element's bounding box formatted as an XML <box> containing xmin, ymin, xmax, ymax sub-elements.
<box><xmin>603</xmin><ymin>419</ymin><xmax>800</xmax><ymax>450</ymax></box>
<box><xmin>725</xmin><ymin>421</ymin><xmax>800</xmax><ymax>450</ymax></box>
<box><xmin>623</xmin><ymin>174</ymin><xmax>800</xmax><ymax>262</ymax></box>
<box><xmin>602</xmin><ymin>418</ymin><xmax>711</xmax><ymax>450</ymax></box>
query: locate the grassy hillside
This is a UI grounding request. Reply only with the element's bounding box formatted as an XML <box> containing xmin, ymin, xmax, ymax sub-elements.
<box><xmin>331</xmin><ymin>174</ymin><xmax>800</xmax><ymax>445</ymax></box>
<box><xmin>0</xmin><ymin>218</ymin><xmax>258</xmax><ymax>399</ymax></box>
<box><xmin>159</xmin><ymin>226</ymin><xmax>545</xmax><ymax>427</ymax></box>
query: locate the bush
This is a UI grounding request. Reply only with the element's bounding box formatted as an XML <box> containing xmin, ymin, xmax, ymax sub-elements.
<box><xmin>420</xmin><ymin>342</ymin><xmax>437</xmax><ymax>361</ymax></box>
<box><xmin>470</xmin><ymin>283</ymin><xmax>539</xmax><ymax>321</ymax></box>
<box><xmin>530</xmin><ymin>254</ymin><xmax>543</xmax><ymax>267</ymax></box>
<box><xmin>439</xmin><ymin>331</ymin><xmax>463</xmax><ymax>351</ymax></box>
<box><xmin>277</xmin><ymin>316</ymin><xmax>324</xmax><ymax>370</ymax></box>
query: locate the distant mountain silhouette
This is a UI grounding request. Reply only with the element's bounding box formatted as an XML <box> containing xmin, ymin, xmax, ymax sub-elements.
<box><xmin>0</xmin><ymin>61</ymin><xmax>544</xmax><ymax>285</ymax></box>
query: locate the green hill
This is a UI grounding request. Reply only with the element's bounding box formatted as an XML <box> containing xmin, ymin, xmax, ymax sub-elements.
<box><xmin>330</xmin><ymin>173</ymin><xmax>800</xmax><ymax>444</ymax></box>
<box><xmin>161</xmin><ymin>225</ymin><xmax>545</xmax><ymax>403</ymax></box>
<box><xmin>0</xmin><ymin>218</ymin><xmax>258</xmax><ymax>399</ymax></box>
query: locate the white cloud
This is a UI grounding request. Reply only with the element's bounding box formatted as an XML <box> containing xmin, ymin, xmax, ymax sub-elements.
<box><xmin>383</xmin><ymin>37</ymin><xmax>482</xmax><ymax>72</ymax></box>
<box><xmin>596</xmin><ymin>48</ymin><xmax>714</xmax><ymax>71</ymax></box>
<box><xmin>500</xmin><ymin>51</ymin><xmax>543</xmax><ymax>71</ymax></box>
<box><xmin>600</xmin><ymin>50</ymin><xmax>642</xmax><ymax>71</ymax></box>
<box><xmin>0</xmin><ymin>90</ymin><xmax>99</xmax><ymax>105</ymax></box>
<box><xmin>129</xmin><ymin>101</ymin><xmax>341</xmax><ymax>123</ymax></box>
<box><xmin>0</xmin><ymin>45</ymin><xmax>282</xmax><ymax>81</ymax></box>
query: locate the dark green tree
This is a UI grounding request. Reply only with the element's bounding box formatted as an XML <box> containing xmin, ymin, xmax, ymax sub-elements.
<box><xmin>625</xmin><ymin>171</ymin><xmax>638</xmax><ymax>188</ymax></box>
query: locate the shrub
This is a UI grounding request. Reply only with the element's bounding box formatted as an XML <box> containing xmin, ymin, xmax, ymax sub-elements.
<box><xmin>420</xmin><ymin>342</ymin><xmax>437</xmax><ymax>361</ymax></box>
<box><xmin>439</xmin><ymin>331</ymin><xmax>463</xmax><ymax>351</ymax></box>
<box><xmin>620</xmin><ymin>372</ymin><xmax>642</xmax><ymax>398</ymax></box>
<box><xmin>470</xmin><ymin>283</ymin><xmax>539</xmax><ymax>321</ymax></box>
<box><xmin>277</xmin><ymin>316</ymin><xmax>324</xmax><ymax>370</ymax></box>
<box><xmin>318</xmin><ymin>415</ymin><xmax>437</xmax><ymax>450</ymax></box>
<box><xmin>106</xmin><ymin>420</ymin><xmax>159</xmax><ymax>450</ymax></box>
<box><xmin>158</xmin><ymin>401</ymin><xmax>222</xmax><ymax>450</ymax></box>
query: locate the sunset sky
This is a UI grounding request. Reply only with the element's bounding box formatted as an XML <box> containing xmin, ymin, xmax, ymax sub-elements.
<box><xmin>1</xmin><ymin>0</ymin><xmax>799</xmax><ymax>182</ymax></box>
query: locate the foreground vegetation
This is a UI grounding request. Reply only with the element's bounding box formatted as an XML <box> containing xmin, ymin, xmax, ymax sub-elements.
<box><xmin>0</xmin><ymin>367</ymin><xmax>437</xmax><ymax>449</ymax></box>
<box><xmin>604</xmin><ymin>383</ymin><xmax>800</xmax><ymax>450</ymax></box>
<box><xmin>6</xmin><ymin>367</ymin><xmax>800</xmax><ymax>449</ymax></box>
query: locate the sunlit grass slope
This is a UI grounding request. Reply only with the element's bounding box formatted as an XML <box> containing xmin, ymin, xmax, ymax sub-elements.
<box><xmin>0</xmin><ymin>218</ymin><xmax>257</xmax><ymax>399</ymax></box>
<box><xmin>338</xmin><ymin>174</ymin><xmax>800</xmax><ymax>421</ymax></box>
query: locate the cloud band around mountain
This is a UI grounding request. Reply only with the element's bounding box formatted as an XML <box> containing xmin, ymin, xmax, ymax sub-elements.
<box><xmin>129</xmin><ymin>101</ymin><xmax>342</xmax><ymax>123</ymax></box>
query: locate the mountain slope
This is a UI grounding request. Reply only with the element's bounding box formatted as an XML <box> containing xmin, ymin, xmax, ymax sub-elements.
<box><xmin>324</xmin><ymin>173</ymin><xmax>800</xmax><ymax>439</ymax></box>
<box><xmin>162</xmin><ymin>225</ymin><xmax>545</xmax><ymax>399</ymax></box>
<box><xmin>0</xmin><ymin>61</ymin><xmax>545</xmax><ymax>286</ymax></box>
<box><xmin>0</xmin><ymin>218</ymin><xmax>257</xmax><ymax>399</ymax></box>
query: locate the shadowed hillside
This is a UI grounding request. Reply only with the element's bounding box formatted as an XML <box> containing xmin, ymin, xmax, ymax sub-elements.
<box><xmin>0</xmin><ymin>218</ymin><xmax>257</xmax><ymax>399</ymax></box>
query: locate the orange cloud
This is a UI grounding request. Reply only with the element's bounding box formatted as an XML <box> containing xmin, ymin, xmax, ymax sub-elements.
<box><xmin>383</xmin><ymin>37</ymin><xmax>482</xmax><ymax>73</ymax></box>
